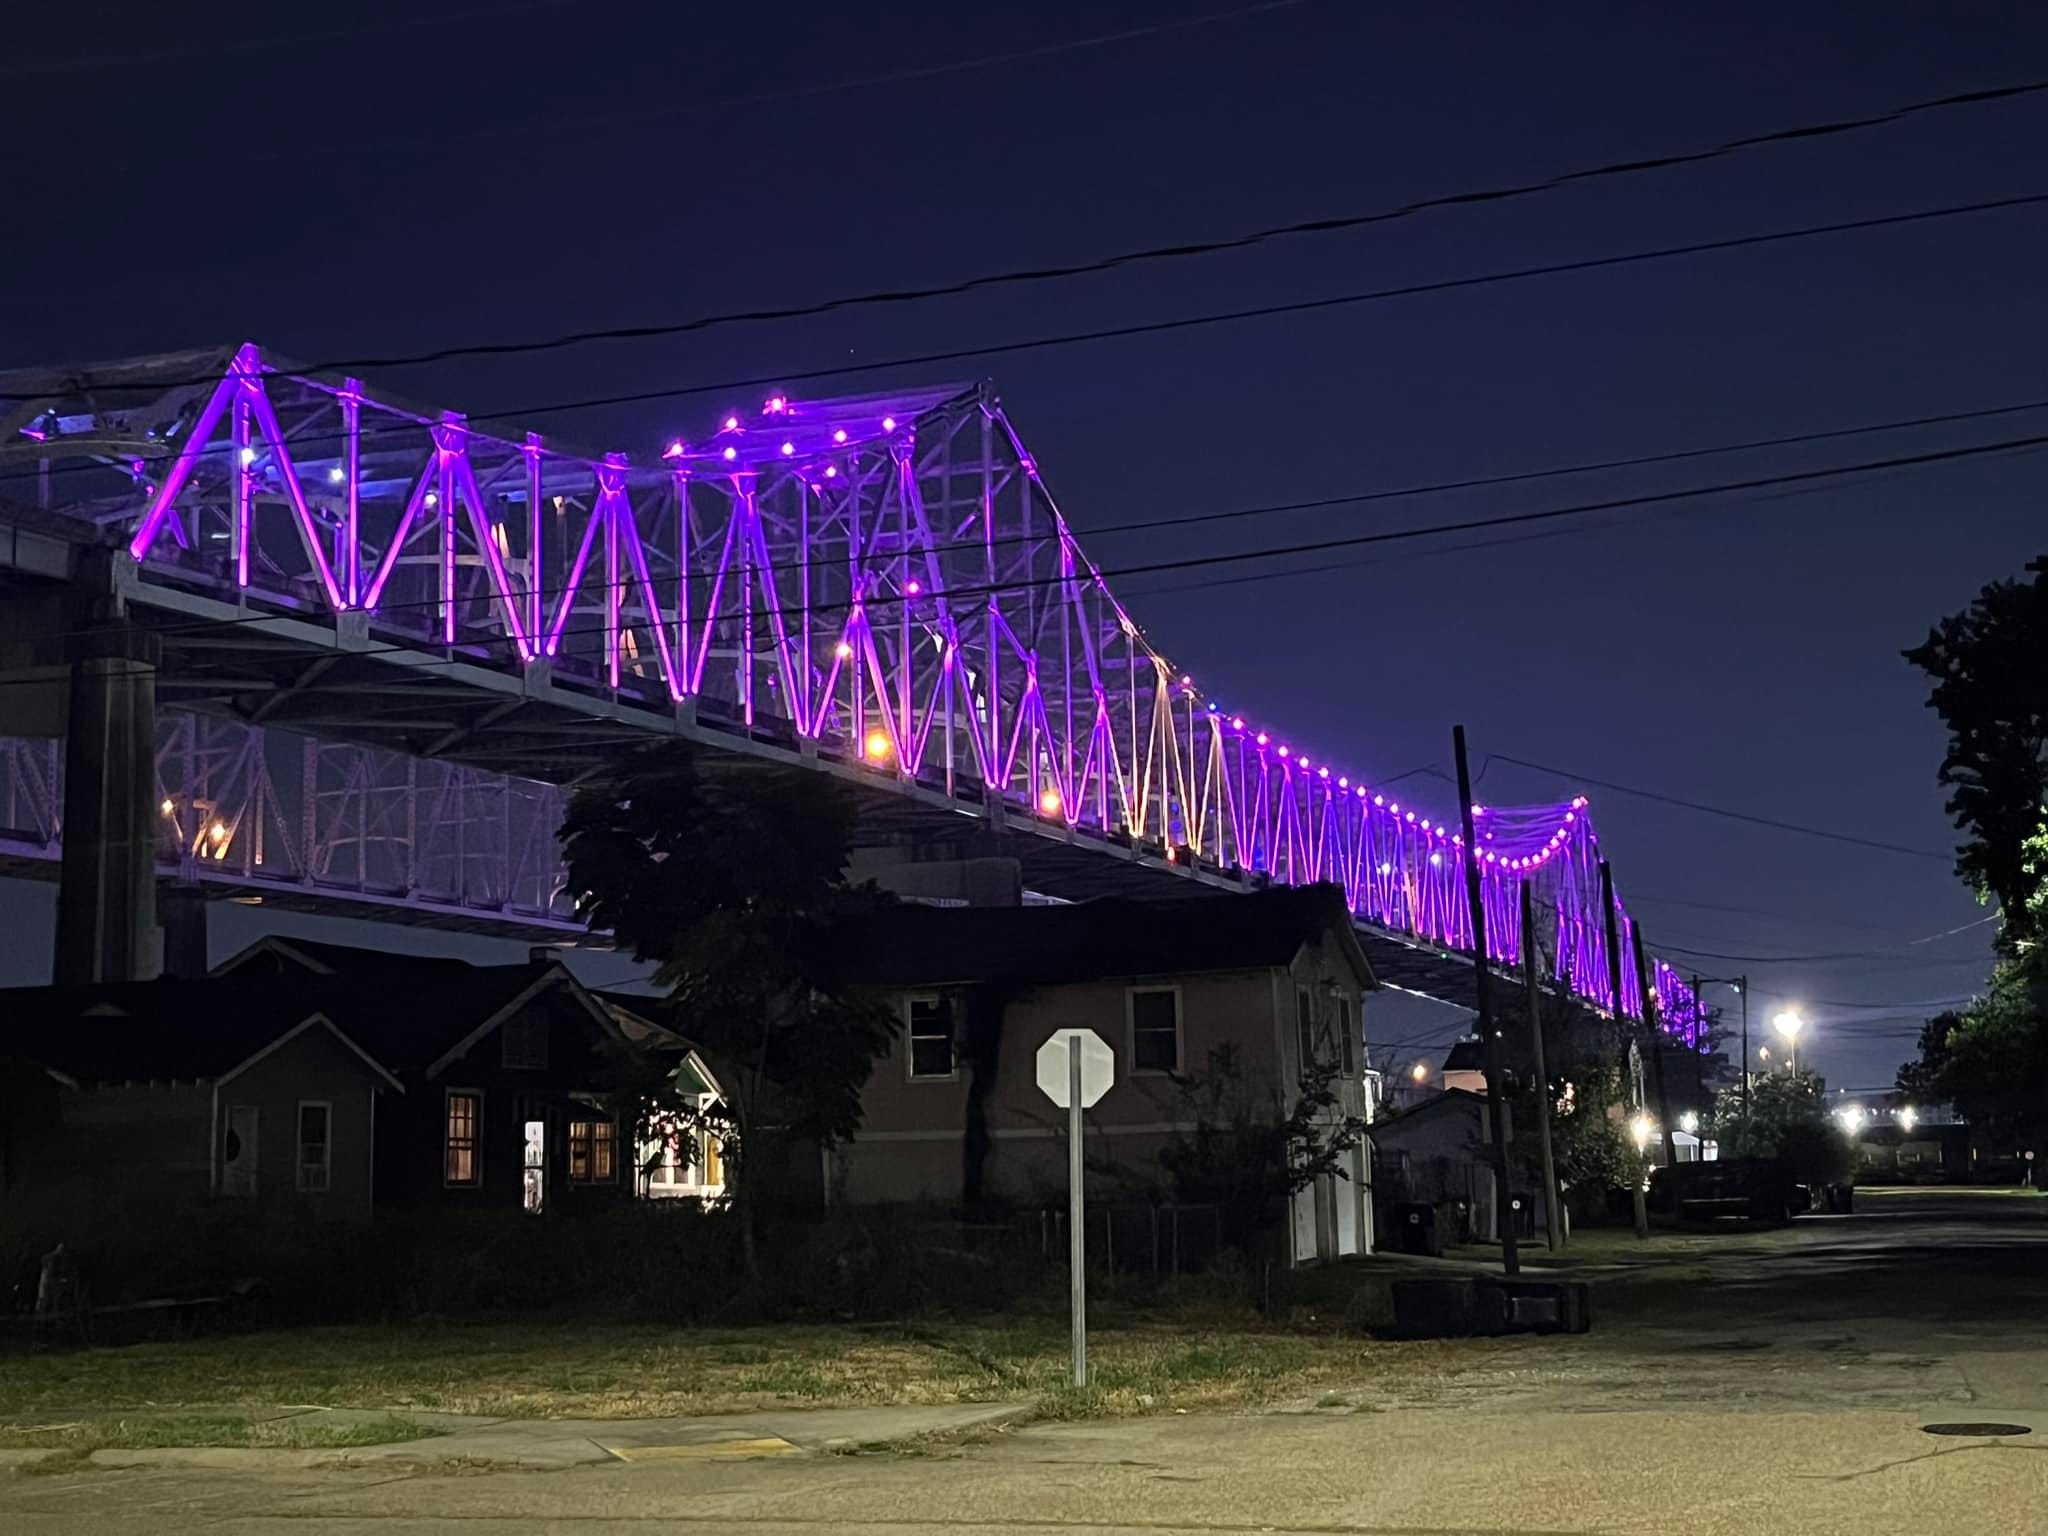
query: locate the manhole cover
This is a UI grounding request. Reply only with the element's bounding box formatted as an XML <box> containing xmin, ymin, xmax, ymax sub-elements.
<box><xmin>1921</xmin><ymin>1422</ymin><xmax>2032</xmax><ymax>1438</ymax></box>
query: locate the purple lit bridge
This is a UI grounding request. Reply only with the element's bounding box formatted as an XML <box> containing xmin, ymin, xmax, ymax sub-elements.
<box><xmin>0</xmin><ymin>343</ymin><xmax>1701</xmax><ymax>1040</ymax></box>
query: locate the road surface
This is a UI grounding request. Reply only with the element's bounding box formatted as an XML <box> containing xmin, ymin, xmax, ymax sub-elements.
<box><xmin>6</xmin><ymin>1188</ymin><xmax>2045</xmax><ymax>1535</ymax></box>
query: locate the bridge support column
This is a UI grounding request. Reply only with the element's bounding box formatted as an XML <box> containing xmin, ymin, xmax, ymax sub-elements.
<box><xmin>158</xmin><ymin>883</ymin><xmax>209</xmax><ymax>978</ymax></box>
<box><xmin>52</xmin><ymin>600</ymin><xmax>163</xmax><ymax>983</ymax></box>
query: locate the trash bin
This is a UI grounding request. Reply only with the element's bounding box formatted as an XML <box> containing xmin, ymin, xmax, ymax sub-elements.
<box><xmin>1395</xmin><ymin>1201</ymin><xmax>1441</xmax><ymax>1256</ymax></box>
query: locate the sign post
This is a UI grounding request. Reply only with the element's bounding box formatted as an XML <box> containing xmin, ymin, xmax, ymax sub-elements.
<box><xmin>1036</xmin><ymin>1027</ymin><xmax>1114</xmax><ymax>1390</ymax></box>
<box><xmin>1067</xmin><ymin>1037</ymin><xmax>1085</xmax><ymax>1387</ymax></box>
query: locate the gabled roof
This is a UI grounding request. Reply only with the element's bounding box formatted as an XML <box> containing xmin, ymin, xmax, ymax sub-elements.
<box><xmin>210</xmin><ymin>935</ymin><xmax>478</xmax><ymax>979</ymax></box>
<box><xmin>822</xmin><ymin>884</ymin><xmax>1375</xmax><ymax>990</ymax></box>
<box><xmin>0</xmin><ymin>961</ymin><xmax>624</xmax><ymax>1085</ymax></box>
<box><xmin>5</xmin><ymin>995</ymin><xmax>399</xmax><ymax>1092</ymax></box>
<box><xmin>1371</xmin><ymin>1087</ymin><xmax>1488</xmax><ymax>1140</ymax></box>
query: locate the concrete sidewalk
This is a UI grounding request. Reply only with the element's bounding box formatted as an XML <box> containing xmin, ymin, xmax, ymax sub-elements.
<box><xmin>3</xmin><ymin>1400</ymin><xmax>1032</xmax><ymax>1472</ymax></box>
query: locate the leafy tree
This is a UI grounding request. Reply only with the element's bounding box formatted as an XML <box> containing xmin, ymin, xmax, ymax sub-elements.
<box><xmin>560</xmin><ymin>743</ymin><xmax>897</xmax><ymax>1280</ymax></box>
<box><xmin>1711</xmin><ymin>1068</ymin><xmax>1852</xmax><ymax>1188</ymax></box>
<box><xmin>1903</xmin><ymin>556</ymin><xmax>2048</xmax><ymax>937</ymax></box>
<box><xmin>1160</xmin><ymin>1043</ymin><xmax>1369</xmax><ymax>1258</ymax></box>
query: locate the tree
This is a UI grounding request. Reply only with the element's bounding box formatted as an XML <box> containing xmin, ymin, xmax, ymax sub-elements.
<box><xmin>1160</xmin><ymin>1043</ymin><xmax>1369</xmax><ymax>1259</ymax></box>
<box><xmin>1902</xmin><ymin>556</ymin><xmax>2048</xmax><ymax>937</ymax></box>
<box><xmin>1712</xmin><ymin>1068</ymin><xmax>1852</xmax><ymax>1189</ymax></box>
<box><xmin>560</xmin><ymin>743</ymin><xmax>897</xmax><ymax>1280</ymax></box>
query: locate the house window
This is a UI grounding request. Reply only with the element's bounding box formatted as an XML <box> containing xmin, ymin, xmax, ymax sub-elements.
<box><xmin>1329</xmin><ymin>994</ymin><xmax>1356</xmax><ymax>1075</ymax></box>
<box><xmin>296</xmin><ymin>1101</ymin><xmax>332</xmax><ymax>1193</ymax></box>
<box><xmin>501</xmin><ymin>1013</ymin><xmax>549</xmax><ymax>1070</ymax></box>
<box><xmin>445</xmin><ymin>1091</ymin><xmax>481</xmax><ymax>1186</ymax></box>
<box><xmin>569</xmin><ymin>1118</ymin><xmax>617</xmax><ymax>1183</ymax></box>
<box><xmin>1296</xmin><ymin>987</ymin><xmax>1317</xmax><ymax>1071</ymax></box>
<box><xmin>907</xmin><ymin>996</ymin><xmax>954</xmax><ymax>1080</ymax></box>
<box><xmin>1129</xmin><ymin>986</ymin><xmax>1181</xmax><ymax>1074</ymax></box>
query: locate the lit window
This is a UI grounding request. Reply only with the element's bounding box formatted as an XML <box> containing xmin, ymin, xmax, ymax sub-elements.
<box><xmin>907</xmin><ymin>996</ymin><xmax>954</xmax><ymax>1080</ymax></box>
<box><xmin>1130</xmin><ymin>987</ymin><xmax>1181</xmax><ymax>1074</ymax></box>
<box><xmin>445</xmin><ymin>1092</ymin><xmax>481</xmax><ymax>1186</ymax></box>
<box><xmin>297</xmin><ymin>1101</ymin><xmax>331</xmax><ymax>1193</ymax></box>
<box><xmin>569</xmin><ymin>1119</ymin><xmax>616</xmax><ymax>1183</ymax></box>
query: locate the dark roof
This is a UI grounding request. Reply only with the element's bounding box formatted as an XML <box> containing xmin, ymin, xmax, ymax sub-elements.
<box><xmin>1371</xmin><ymin>1087</ymin><xmax>1487</xmax><ymax>1140</ymax></box>
<box><xmin>824</xmin><ymin>885</ymin><xmax>1374</xmax><ymax>989</ymax></box>
<box><xmin>0</xmin><ymin>964</ymin><xmax>564</xmax><ymax>1086</ymax></box>
<box><xmin>211</xmin><ymin>936</ymin><xmax>480</xmax><ymax>978</ymax></box>
<box><xmin>1442</xmin><ymin>1037</ymin><xmax>1487</xmax><ymax>1073</ymax></box>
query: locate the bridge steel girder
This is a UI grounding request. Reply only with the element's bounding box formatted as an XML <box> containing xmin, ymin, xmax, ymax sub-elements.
<box><xmin>0</xmin><ymin>344</ymin><xmax>1705</xmax><ymax>1044</ymax></box>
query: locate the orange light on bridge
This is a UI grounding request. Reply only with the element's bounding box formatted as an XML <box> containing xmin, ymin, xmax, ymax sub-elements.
<box><xmin>1039</xmin><ymin>787</ymin><xmax>1062</xmax><ymax>816</ymax></box>
<box><xmin>863</xmin><ymin>731</ymin><xmax>892</xmax><ymax>762</ymax></box>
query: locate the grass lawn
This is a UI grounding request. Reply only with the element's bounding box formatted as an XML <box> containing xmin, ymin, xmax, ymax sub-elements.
<box><xmin>0</xmin><ymin>1413</ymin><xmax>435</xmax><ymax>1452</ymax></box>
<box><xmin>0</xmin><ymin>1310</ymin><xmax>1475</xmax><ymax>1422</ymax></box>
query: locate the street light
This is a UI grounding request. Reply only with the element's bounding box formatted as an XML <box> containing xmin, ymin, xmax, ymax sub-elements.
<box><xmin>1630</xmin><ymin>1114</ymin><xmax>1656</xmax><ymax>1154</ymax></box>
<box><xmin>1897</xmin><ymin>1105</ymin><xmax>1919</xmax><ymax>1133</ymax></box>
<box><xmin>1409</xmin><ymin>1061</ymin><xmax>1429</xmax><ymax>1084</ymax></box>
<box><xmin>1771</xmin><ymin>1009</ymin><xmax>1805</xmax><ymax>1074</ymax></box>
<box><xmin>1835</xmin><ymin>1104</ymin><xmax>1864</xmax><ymax>1136</ymax></box>
<box><xmin>1678</xmin><ymin>1111</ymin><xmax>1699</xmax><ymax>1136</ymax></box>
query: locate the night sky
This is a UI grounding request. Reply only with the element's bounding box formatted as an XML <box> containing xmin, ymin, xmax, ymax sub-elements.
<box><xmin>6</xmin><ymin>2</ymin><xmax>2044</xmax><ymax>1091</ymax></box>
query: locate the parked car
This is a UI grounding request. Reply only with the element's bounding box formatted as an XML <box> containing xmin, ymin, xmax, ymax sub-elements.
<box><xmin>1648</xmin><ymin>1158</ymin><xmax>1812</xmax><ymax>1223</ymax></box>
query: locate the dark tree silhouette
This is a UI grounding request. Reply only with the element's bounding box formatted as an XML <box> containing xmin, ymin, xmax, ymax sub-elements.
<box><xmin>560</xmin><ymin>743</ymin><xmax>896</xmax><ymax>1280</ymax></box>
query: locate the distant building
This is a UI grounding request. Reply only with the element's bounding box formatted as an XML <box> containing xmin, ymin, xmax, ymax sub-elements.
<box><xmin>819</xmin><ymin>885</ymin><xmax>1378</xmax><ymax>1265</ymax></box>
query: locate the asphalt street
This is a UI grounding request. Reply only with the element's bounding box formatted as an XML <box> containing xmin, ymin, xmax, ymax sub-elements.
<box><xmin>5</xmin><ymin>1189</ymin><xmax>2045</xmax><ymax>1535</ymax></box>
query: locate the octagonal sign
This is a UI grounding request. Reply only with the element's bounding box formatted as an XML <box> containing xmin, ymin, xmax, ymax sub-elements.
<box><xmin>1036</xmin><ymin>1028</ymin><xmax>1115</xmax><ymax>1110</ymax></box>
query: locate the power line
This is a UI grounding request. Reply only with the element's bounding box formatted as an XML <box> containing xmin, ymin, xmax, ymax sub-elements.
<box><xmin>1481</xmin><ymin>753</ymin><xmax>1955</xmax><ymax>863</ymax></box>
<box><xmin>43</xmin><ymin>77</ymin><xmax>2045</xmax><ymax>380</ymax></box>
<box><xmin>1651</xmin><ymin>915</ymin><xmax>1999</xmax><ymax>965</ymax></box>
<box><xmin>10</xmin><ymin>424</ymin><xmax>2048</xmax><ymax>663</ymax></box>
<box><xmin>12</xmin><ymin>191</ymin><xmax>2044</xmax><ymax>475</ymax></box>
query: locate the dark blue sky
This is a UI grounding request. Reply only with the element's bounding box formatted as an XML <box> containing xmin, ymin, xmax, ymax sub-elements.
<box><xmin>6</xmin><ymin>1</ymin><xmax>2044</xmax><ymax>1088</ymax></box>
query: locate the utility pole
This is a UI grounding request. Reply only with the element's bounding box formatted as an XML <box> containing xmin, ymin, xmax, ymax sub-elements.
<box><xmin>1600</xmin><ymin>858</ymin><xmax>1647</xmax><ymax>1239</ymax></box>
<box><xmin>1739</xmin><ymin>977</ymin><xmax>1750</xmax><ymax>1116</ymax></box>
<box><xmin>1632</xmin><ymin>922</ymin><xmax>1679</xmax><ymax>1173</ymax></box>
<box><xmin>1521</xmin><ymin>878</ymin><xmax>1564</xmax><ymax>1251</ymax></box>
<box><xmin>1453</xmin><ymin>726</ymin><xmax>1519</xmax><ymax>1276</ymax></box>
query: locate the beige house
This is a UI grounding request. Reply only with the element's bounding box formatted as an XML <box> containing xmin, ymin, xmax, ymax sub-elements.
<box><xmin>826</xmin><ymin>885</ymin><xmax>1378</xmax><ymax>1264</ymax></box>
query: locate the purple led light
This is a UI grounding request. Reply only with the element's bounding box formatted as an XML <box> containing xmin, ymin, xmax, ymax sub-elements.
<box><xmin>764</xmin><ymin>395</ymin><xmax>787</xmax><ymax>414</ymax></box>
<box><xmin>722</xmin><ymin>447</ymin><xmax>737</xmax><ymax>462</ymax></box>
<box><xmin>723</xmin><ymin>415</ymin><xmax>740</xmax><ymax>431</ymax></box>
<box><xmin>780</xmin><ymin>441</ymin><xmax>795</xmax><ymax>456</ymax></box>
<box><xmin>833</xmin><ymin>428</ymin><xmax>848</xmax><ymax>444</ymax></box>
<box><xmin>881</xmin><ymin>416</ymin><xmax>896</xmax><ymax>431</ymax></box>
<box><xmin>663</xmin><ymin>440</ymin><xmax>686</xmax><ymax>459</ymax></box>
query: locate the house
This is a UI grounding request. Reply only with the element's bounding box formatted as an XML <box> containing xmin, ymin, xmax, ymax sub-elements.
<box><xmin>0</xmin><ymin>941</ymin><xmax>720</xmax><ymax>1225</ymax></box>
<box><xmin>820</xmin><ymin>884</ymin><xmax>1377</xmax><ymax>1265</ymax></box>
<box><xmin>1369</xmin><ymin>1087</ymin><xmax>1554</xmax><ymax>1246</ymax></box>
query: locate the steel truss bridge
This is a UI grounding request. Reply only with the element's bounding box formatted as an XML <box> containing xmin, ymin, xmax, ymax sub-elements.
<box><xmin>0</xmin><ymin>343</ymin><xmax>1702</xmax><ymax>1041</ymax></box>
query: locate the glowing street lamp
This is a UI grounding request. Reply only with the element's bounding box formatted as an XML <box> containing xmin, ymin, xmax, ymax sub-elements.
<box><xmin>1629</xmin><ymin>1113</ymin><xmax>1655</xmax><ymax>1154</ymax></box>
<box><xmin>1409</xmin><ymin>1061</ymin><xmax>1429</xmax><ymax>1084</ymax></box>
<box><xmin>1771</xmin><ymin>1009</ymin><xmax>1805</xmax><ymax>1073</ymax></box>
<box><xmin>1835</xmin><ymin>1104</ymin><xmax>1865</xmax><ymax>1136</ymax></box>
<box><xmin>1678</xmin><ymin>1111</ymin><xmax>1699</xmax><ymax>1136</ymax></box>
<box><xmin>1897</xmin><ymin>1105</ymin><xmax>1919</xmax><ymax>1133</ymax></box>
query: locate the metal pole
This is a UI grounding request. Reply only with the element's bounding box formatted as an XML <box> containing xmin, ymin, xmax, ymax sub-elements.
<box><xmin>1068</xmin><ymin>1035</ymin><xmax>1087</xmax><ymax>1389</ymax></box>
<box><xmin>1522</xmin><ymin>879</ymin><xmax>1564</xmax><ymax>1251</ymax></box>
<box><xmin>1600</xmin><ymin>859</ymin><xmax>1647</xmax><ymax>1239</ymax></box>
<box><xmin>1453</xmin><ymin>727</ymin><xmax>1519</xmax><ymax>1275</ymax></box>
